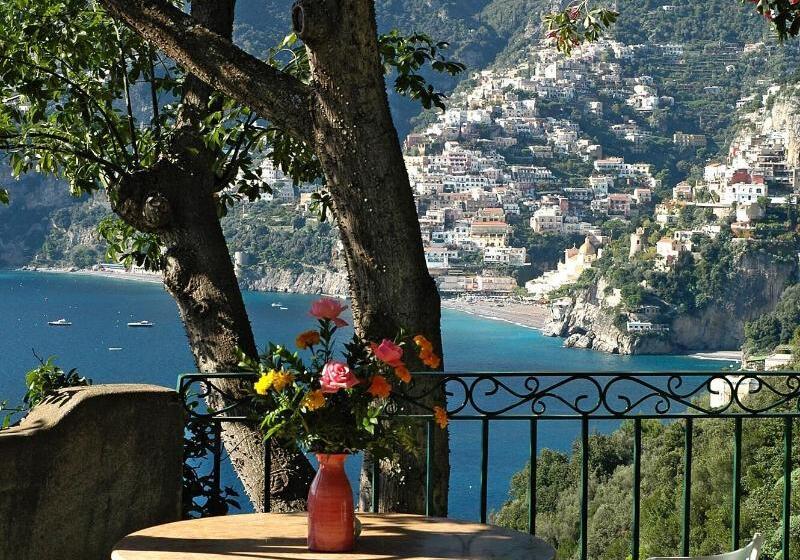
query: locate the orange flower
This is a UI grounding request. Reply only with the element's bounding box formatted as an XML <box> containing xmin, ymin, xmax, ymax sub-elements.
<box><xmin>295</xmin><ymin>330</ymin><xmax>321</xmax><ymax>349</ymax></box>
<box><xmin>301</xmin><ymin>389</ymin><xmax>326</xmax><ymax>411</ymax></box>
<box><xmin>271</xmin><ymin>370</ymin><xmax>295</xmax><ymax>392</ymax></box>
<box><xmin>413</xmin><ymin>334</ymin><xmax>433</xmax><ymax>354</ymax></box>
<box><xmin>367</xmin><ymin>375</ymin><xmax>392</xmax><ymax>399</ymax></box>
<box><xmin>433</xmin><ymin>406</ymin><xmax>448</xmax><ymax>429</ymax></box>
<box><xmin>394</xmin><ymin>365</ymin><xmax>412</xmax><ymax>384</ymax></box>
<box><xmin>422</xmin><ymin>352</ymin><xmax>441</xmax><ymax>369</ymax></box>
<box><xmin>414</xmin><ymin>334</ymin><xmax>440</xmax><ymax>369</ymax></box>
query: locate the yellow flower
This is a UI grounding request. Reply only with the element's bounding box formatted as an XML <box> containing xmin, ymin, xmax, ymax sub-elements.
<box><xmin>271</xmin><ymin>370</ymin><xmax>295</xmax><ymax>392</ymax></box>
<box><xmin>433</xmin><ymin>405</ymin><xmax>449</xmax><ymax>429</ymax></box>
<box><xmin>302</xmin><ymin>389</ymin><xmax>326</xmax><ymax>411</ymax></box>
<box><xmin>295</xmin><ymin>330</ymin><xmax>321</xmax><ymax>349</ymax></box>
<box><xmin>254</xmin><ymin>372</ymin><xmax>274</xmax><ymax>395</ymax></box>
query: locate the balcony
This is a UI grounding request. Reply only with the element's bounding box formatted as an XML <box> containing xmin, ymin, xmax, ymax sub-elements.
<box><xmin>179</xmin><ymin>370</ymin><xmax>800</xmax><ymax>560</ymax></box>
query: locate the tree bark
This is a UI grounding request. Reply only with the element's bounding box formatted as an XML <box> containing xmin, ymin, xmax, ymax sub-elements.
<box><xmin>111</xmin><ymin>0</ymin><xmax>315</xmax><ymax>512</ymax></box>
<box><xmin>97</xmin><ymin>0</ymin><xmax>450</xmax><ymax>516</ymax></box>
<box><xmin>295</xmin><ymin>0</ymin><xmax>449</xmax><ymax>515</ymax></box>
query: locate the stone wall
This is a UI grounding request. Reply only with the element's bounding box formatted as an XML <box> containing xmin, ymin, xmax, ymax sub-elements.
<box><xmin>241</xmin><ymin>264</ymin><xmax>349</xmax><ymax>296</ymax></box>
<box><xmin>0</xmin><ymin>384</ymin><xmax>183</xmax><ymax>560</ymax></box>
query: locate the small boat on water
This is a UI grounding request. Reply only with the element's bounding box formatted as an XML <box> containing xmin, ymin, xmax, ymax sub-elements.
<box><xmin>108</xmin><ymin>347</ymin><xmax>123</xmax><ymax>351</ymax></box>
<box><xmin>47</xmin><ymin>318</ymin><xmax>72</xmax><ymax>327</ymax></box>
<box><xmin>127</xmin><ymin>320</ymin><xmax>155</xmax><ymax>328</ymax></box>
<box><xmin>271</xmin><ymin>303</ymin><xmax>282</xmax><ymax>307</ymax></box>
<box><xmin>279</xmin><ymin>307</ymin><xmax>288</xmax><ymax>310</ymax></box>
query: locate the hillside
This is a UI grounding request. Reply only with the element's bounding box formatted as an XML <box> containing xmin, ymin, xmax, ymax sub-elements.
<box><xmin>3</xmin><ymin>0</ymin><xmax>800</xmax><ymax>334</ymax></box>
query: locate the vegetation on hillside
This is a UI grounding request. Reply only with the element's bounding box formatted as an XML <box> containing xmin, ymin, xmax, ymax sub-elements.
<box><xmin>744</xmin><ymin>285</ymin><xmax>800</xmax><ymax>357</ymax></box>
<box><xmin>494</xmin><ymin>393</ymin><xmax>800</xmax><ymax>559</ymax></box>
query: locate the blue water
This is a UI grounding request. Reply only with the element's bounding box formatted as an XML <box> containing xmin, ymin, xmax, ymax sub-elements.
<box><xmin>0</xmin><ymin>270</ymin><xmax>732</xmax><ymax>519</ymax></box>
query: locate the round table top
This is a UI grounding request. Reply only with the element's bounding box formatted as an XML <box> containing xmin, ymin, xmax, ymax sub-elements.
<box><xmin>112</xmin><ymin>513</ymin><xmax>555</xmax><ymax>560</ymax></box>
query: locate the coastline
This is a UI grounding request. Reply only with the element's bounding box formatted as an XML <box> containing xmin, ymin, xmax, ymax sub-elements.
<box><xmin>687</xmin><ymin>350</ymin><xmax>742</xmax><ymax>362</ymax></box>
<box><xmin>441</xmin><ymin>297</ymin><xmax>549</xmax><ymax>330</ymax></box>
<box><xmin>17</xmin><ymin>266</ymin><xmax>163</xmax><ymax>285</ymax></box>
<box><xmin>9</xmin><ymin>268</ymin><xmax>745</xmax><ymax>362</ymax></box>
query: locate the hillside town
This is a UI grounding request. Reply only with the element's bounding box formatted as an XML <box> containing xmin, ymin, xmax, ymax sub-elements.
<box><xmin>396</xmin><ymin>38</ymin><xmax>800</xmax><ymax>309</ymax></box>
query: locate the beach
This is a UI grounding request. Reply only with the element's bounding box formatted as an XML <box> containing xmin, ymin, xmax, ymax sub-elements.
<box><xmin>441</xmin><ymin>297</ymin><xmax>549</xmax><ymax>330</ymax></box>
<box><xmin>688</xmin><ymin>350</ymin><xmax>743</xmax><ymax>362</ymax></box>
<box><xmin>19</xmin><ymin>266</ymin><xmax>163</xmax><ymax>284</ymax></box>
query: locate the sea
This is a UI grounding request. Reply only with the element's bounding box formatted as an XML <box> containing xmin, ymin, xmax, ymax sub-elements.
<box><xmin>0</xmin><ymin>270</ymin><xmax>734</xmax><ymax>519</ymax></box>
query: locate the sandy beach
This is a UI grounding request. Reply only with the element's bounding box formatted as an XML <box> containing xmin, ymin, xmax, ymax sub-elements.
<box><xmin>441</xmin><ymin>297</ymin><xmax>549</xmax><ymax>330</ymax></box>
<box><xmin>19</xmin><ymin>266</ymin><xmax>163</xmax><ymax>285</ymax></box>
<box><xmin>688</xmin><ymin>350</ymin><xmax>742</xmax><ymax>362</ymax></box>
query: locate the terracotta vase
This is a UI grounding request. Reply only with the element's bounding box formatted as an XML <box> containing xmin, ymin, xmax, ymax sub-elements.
<box><xmin>307</xmin><ymin>453</ymin><xmax>355</xmax><ymax>552</ymax></box>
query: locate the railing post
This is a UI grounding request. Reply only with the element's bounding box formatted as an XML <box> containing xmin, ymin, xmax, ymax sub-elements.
<box><xmin>426</xmin><ymin>418</ymin><xmax>434</xmax><ymax>517</ymax></box>
<box><xmin>480</xmin><ymin>418</ymin><xmax>489</xmax><ymax>524</ymax></box>
<box><xmin>682</xmin><ymin>417</ymin><xmax>693</xmax><ymax>557</ymax></box>
<box><xmin>213</xmin><ymin>422</ymin><xmax>222</xmax><ymax>505</ymax></box>
<box><xmin>529</xmin><ymin>418</ymin><xmax>538</xmax><ymax>535</ymax></box>
<box><xmin>783</xmin><ymin>417</ymin><xmax>793</xmax><ymax>560</ymax></box>
<box><xmin>732</xmin><ymin>417</ymin><xmax>742</xmax><ymax>551</ymax></box>
<box><xmin>632</xmin><ymin>418</ymin><xmax>642</xmax><ymax>560</ymax></box>
<box><xmin>263</xmin><ymin>439</ymin><xmax>271</xmax><ymax>513</ymax></box>
<box><xmin>371</xmin><ymin>455</ymin><xmax>380</xmax><ymax>513</ymax></box>
<box><xmin>580</xmin><ymin>416</ymin><xmax>589</xmax><ymax>560</ymax></box>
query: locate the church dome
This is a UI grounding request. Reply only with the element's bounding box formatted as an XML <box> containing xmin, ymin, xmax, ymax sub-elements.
<box><xmin>578</xmin><ymin>237</ymin><xmax>596</xmax><ymax>256</ymax></box>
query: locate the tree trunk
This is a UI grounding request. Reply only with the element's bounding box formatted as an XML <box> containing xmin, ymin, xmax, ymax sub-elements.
<box><xmin>96</xmin><ymin>0</ymin><xmax>450</xmax><ymax>516</ymax></box>
<box><xmin>115</xmin><ymin>158</ymin><xmax>315</xmax><ymax>512</ymax></box>
<box><xmin>293</xmin><ymin>0</ymin><xmax>450</xmax><ymax>515</ymax></box>
<box><xmin>110</xmin><ymin>0</ymin><xmax>315</xmax><ymax>512</ymax></box>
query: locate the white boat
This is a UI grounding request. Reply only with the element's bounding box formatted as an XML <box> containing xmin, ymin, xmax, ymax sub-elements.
<box><xmin>271</xmin><ymin>303</ymin><xmax>282</xmax><ymax>307</ymax></box>
<box><xmin>127</xmin><ymin>320</ymin><xmax>155</xmax><ymax>328</ymax></box>
<box><xmin>279</xmin><ymin>307</ymin><xmax>288</xmax><ymax>310</ymax></box>
<box><xmin>47</xmin><ymin>319</ymin><xmax>72</xmax><ymax>327</ymax></box>
<box><xmin>108</xmin><ymin>347</ymin><xmax>123</xmax><ymax>351</ymax></box>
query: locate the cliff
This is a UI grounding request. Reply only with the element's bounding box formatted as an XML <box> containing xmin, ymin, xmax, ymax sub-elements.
<box><xmin>240</xmin><ymin>265</ymin><xmax>349</xmax><ymax>297</ymax></box>
<box><xmin>754</xmin><ymin>85</ymin><xmax>800</xmax><ymax>170</ymax></box>
<box><xmin>545</xmin><ymin>251</ymin><xmax>798</xmax><ymax>355</ymax></box>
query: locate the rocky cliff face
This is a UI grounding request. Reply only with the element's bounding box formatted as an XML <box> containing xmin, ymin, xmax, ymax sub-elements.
<box><xmin>544</xmin><ymin>277</ymin><xmax>675</xmax><ymax>354</ymax></box>
<box><xmin>757</xmin><ymin>86</ymin><xmax>800</xmax><ymax>170</ymax></box>
<box><xmin>545</xmin><ymin>252</ymin><xmax>798</xmax><ymax>355</ymax></box>
<box><xmin>0</xmin><ymin>169</ymin><xmax>77</xmax><ymax>267</ymax></box>
<box><xmin>669</xmin><ymin>251</ymin><xmax>796</xmax><ymax>351</ymax></box>
<box><xmin>240</xmin><ymin>265</ymin><xmax>349</xmax><ymax>297</ymax></box>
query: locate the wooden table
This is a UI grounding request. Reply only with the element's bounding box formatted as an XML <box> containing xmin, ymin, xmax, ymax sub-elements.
<box><xmin>112</xmin><ymin>513</ymin><xmax>555</xmax><ymax>560</ymax></box>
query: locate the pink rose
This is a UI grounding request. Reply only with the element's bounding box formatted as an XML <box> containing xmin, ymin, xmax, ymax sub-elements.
<box><xmin>320</xmin><ymin>361</ymin><xmax>359</xmax><ymax>393</ymax></box>
<box><xmin>309</xmin><ymin>298</ymin><xmax>348</xmax><ymax>327</ymax></box>
<box><xmin>370</xmin><ymin>339</ymin><xmax>404</xmax><ymax>368</ymax></box>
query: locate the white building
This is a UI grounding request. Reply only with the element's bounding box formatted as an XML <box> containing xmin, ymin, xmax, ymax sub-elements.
<box><xmin>483</xmin><ymin>246</ymin><xmax>527</xmax><ymax>266</ymax></box>
<box><xmin>721</xmin><ymin>182</ymin><xmax>767</xmax><ymax>205</ymax></box>
<box><xmin>530</xmin><ymin>206</ymin><xmax>564</xmax><ymax>233</ymax></box>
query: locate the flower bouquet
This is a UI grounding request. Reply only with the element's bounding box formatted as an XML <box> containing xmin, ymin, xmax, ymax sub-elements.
<box><xmin>239</xmin><ymin>297</ymin><xmax>443</xmax><ymax>552</ymax></box>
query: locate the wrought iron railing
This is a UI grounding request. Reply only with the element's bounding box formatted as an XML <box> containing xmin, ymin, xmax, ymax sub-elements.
<box><xmin>177</xmin><ymin>371</ymin><xmax>800</xmax><ymax>560</ymax></box>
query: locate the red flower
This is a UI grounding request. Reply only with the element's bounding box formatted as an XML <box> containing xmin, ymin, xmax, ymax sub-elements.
<box><xmin>370</xmin><ymin>338</ymin><xmax>404</xmax><ymax>368</ymax></box>
<box><xmin>309</xmin><ymin>298</ymin><xmax>348</xmax><ymax>327</ymax></box>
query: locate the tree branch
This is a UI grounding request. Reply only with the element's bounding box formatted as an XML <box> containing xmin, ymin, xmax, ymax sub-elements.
<box><xmin>97</xmin><ymin>0</ymin><xmax>315</xmax><ymax>143</ymax></box>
